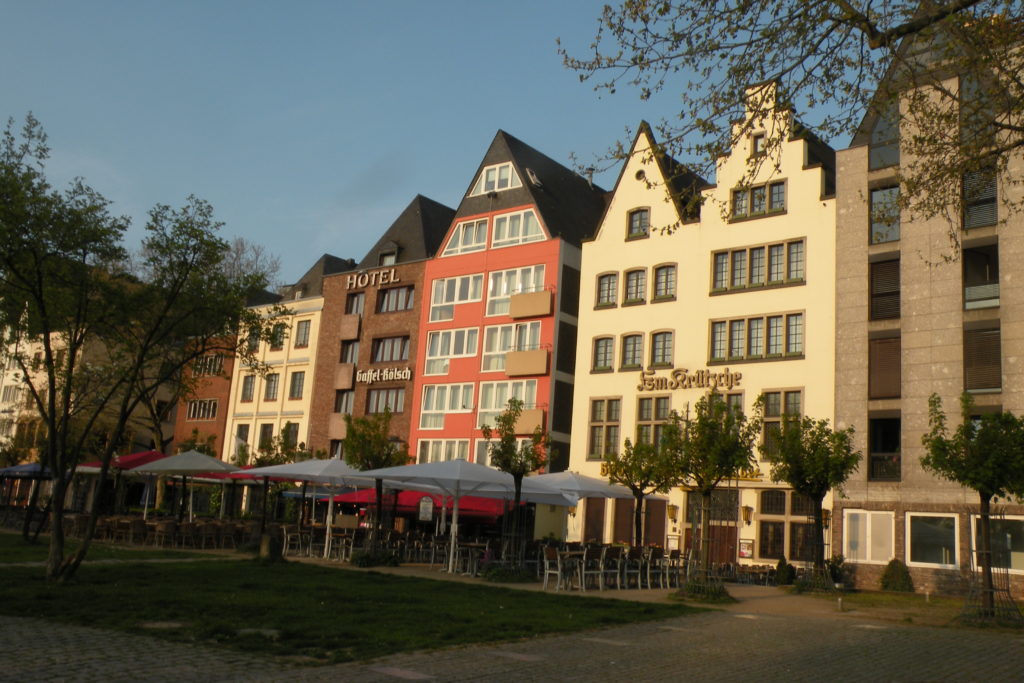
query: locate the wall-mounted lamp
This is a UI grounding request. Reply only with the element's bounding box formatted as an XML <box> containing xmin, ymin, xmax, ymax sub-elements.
<box><xmin>822</xmin><ymin>508</ymin><xmax>831</xmax><ymax>529</ymax></box>
<box><xmin>667</xmin><ymin>504</ymin><xmax>678</xmax><ymax>522</ymax></box>
<box><xmin>741</xmin><ymin>505</ymin><xmax>754</xmax><ymax>525</ymax></box>
<box><xmin>568</xmin><ymin>505</ymin><xmax>577</xmax><ymax>517</ymax></box>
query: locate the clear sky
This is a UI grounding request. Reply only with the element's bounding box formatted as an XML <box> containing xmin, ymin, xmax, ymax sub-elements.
<box><xmin>2</xmin><ymin>2</ymin><xmax>824</xmax><ymax>284</ymax></box>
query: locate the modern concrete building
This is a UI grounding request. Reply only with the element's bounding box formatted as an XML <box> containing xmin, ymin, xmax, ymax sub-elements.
<box><xmin>566</xmin><ymin>88</ymin><xmax>837</xmax><ymax>562</ymax></box>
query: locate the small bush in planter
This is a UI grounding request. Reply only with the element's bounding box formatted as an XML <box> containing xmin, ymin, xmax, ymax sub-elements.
<box><xmin>880</xmin><ymin>558</ymin><xmax>914</xmax><ymax>592</ymax></box>
<box><xmin>775</xmin><ymin>556</ymin><xmax>796</xmax><ymax>585</ymax></box>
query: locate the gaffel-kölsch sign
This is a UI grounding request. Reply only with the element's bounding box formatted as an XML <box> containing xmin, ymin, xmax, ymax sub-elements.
<box><xmin>356</xmin><ymin>367</ymin><xmax>413</xmax><ymax>385</ymax></box>
<box><xmin>637</xmin><ymin>367</ymin><xmax>742</xmax><ymax>392</ymax></box>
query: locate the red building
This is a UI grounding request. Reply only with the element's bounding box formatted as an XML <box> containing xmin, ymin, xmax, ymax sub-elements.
<box><xmin>407</xmin><ymin>131</ymin><xmax>607</xmax><ymax>470</ymax></box>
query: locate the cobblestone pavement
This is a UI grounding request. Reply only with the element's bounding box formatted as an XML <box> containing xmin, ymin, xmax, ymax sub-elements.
<box><xmin>5</xmin><ymin>605</ymin><xmax>1024</xmax><ymax>682</ymax></box>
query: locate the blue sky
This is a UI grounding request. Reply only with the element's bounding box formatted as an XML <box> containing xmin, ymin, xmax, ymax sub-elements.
<box><xmin>3</xmin><ymin>2</ymin><xmax>828</xmax><ymax>284</ymax></box>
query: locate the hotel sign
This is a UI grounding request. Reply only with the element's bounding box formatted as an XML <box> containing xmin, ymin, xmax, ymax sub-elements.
<box><xmin>345</xmin><ymin>268</ymin><xmax>400</xmax><ymax>290</ymax></box>
<box><xmin>637</xmin><ymin>367</ymin><xmax>742</xmax><ymax>392</ymax></box>
<box><xmin>356</xmin><ymin>367</ymin><xmax>413</xmax><ymax>385</ymax></box>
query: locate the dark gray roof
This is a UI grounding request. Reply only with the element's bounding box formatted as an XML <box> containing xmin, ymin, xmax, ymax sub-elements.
<box><xmin>451</xmin><ymin>130</ymin><xmax>609</xmax><ymax>247</ymax></box>
<box><xmin>356</xmin><ymin>195</ymin><xmax>455</xmax><ymax>269</ymax></box>
<box><xmin>281</xmin><ymin>253</ymin><xmax>357</xmax><ymax>300</ymax></box>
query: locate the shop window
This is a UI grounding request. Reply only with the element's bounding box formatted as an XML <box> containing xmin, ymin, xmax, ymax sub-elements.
<box><xmin>907</xmin><ymin>513</ymin><xmax>958</xmax><ymax>568</ymax></box>
<box><xmin>844</xmin><ymin>509</ymin><xmax>894</xmax><ymax>564</ymax></box>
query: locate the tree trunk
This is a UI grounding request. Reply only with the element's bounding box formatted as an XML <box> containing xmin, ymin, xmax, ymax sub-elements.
<box><xmin>512</xmin><ymin>475</ymin><xmax>524</xmax><ymax>566</ymax></box>
<box><xmin>45</xmin><ymin>474</ymin><xmax>68</xmax><ymax>579</ymax></box>
<box><xmin>22</xmin><ymin>478</ymin><xmax>41</xmax><ymax>542</ymax></box>
<box><xmin>700</xmin><ymin>490</ymin><xmax>712</xmax><ymax>575</ymax></box>
<box><xmin>373</xmin><ymin>477</ymin><xmax>384</xmax><ymax>554</ymax></box>
<box><xmin>812</xmin><ymin>496</ymin><xmax>826</xmax><ymax>570</ymax></box>
<box><xmin>633</xmin><ymin>493</ymin><xmax>645</xmax><ymax>548</ymax></box>
<box><xmin>979</xmin><ymin>492</ymin><xmax>995</xmax><ymax>616</ymax></box>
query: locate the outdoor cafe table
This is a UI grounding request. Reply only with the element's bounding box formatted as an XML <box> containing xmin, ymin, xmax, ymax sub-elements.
<box><xmin>559</xmin><ymin>550</ymin><xmax>585</xmax><ymax>590</ymax></box>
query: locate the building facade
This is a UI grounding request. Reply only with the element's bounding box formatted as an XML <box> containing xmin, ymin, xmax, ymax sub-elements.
<box><xmin>170</xmin><ymin>344</ymin><xmax>234</xmax><ymax>455</ymax></box>
<box><xmin>567</xmin><ymin>92</ymin><xmax>837</xmax><ymax>562</ymax></box>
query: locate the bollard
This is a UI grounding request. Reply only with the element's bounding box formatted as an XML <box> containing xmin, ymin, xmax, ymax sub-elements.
<box><xmin>838</xmin><ymin>596</ymin><xmax>843</xmax><ymax>612</ymax></box>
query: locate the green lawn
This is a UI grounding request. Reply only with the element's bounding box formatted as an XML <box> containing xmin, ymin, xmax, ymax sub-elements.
<box><xmin>0</xmin><ymin>557</ymin><xmax>700</xmax><ymax>663</ymax></box>
<box><xmin>0</xmin><ymin>531</ymin><xmax>209</xmax><ymax>563</ymax></box>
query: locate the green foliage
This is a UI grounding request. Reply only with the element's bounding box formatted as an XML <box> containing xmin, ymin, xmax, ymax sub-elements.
<box><xmin>775</xmin><ymin>557</ymin><xmax>796</xmax><ymax>586</ymax></box>
<box><xmin>880</xmin><ymin>559</ymin><xmax>915</xmax><ymax>593</ymax></box>
<box><xmin>480</xmin><ymin>563</ymin><xmax>537</xmax><ymax>583</ymax></box>
<box><xmin>343</xmin><ymin>408</ymin><xmax>408</xmax><ymax>472</ymax></box>
<box><xmin>603</xmin><ymin>438</ymin><xmax>681</xmax><ymax>546</ymax></box>
<box><xmin>677</xmin><ymin>577</ymin><xmax>735</xmax><ymax>603</ymax></box>
<box><xmin>178</xmin><ymin>428</ymin><xmax>218</xmax><ymax>457</ymax></box>
<box><xmin>349</xmin><ymin>550</ymin><xmax>400</xmax><ymax>567</ymax></box>
<box><xmin>480</xmin><ymin>397</ymin><xmax>547</xmax><ymax>480</ymax></box>
<box><xmin>826</xmin><ymin>554</ymin><xmax>847</xmax><ymax>585</ymax></box>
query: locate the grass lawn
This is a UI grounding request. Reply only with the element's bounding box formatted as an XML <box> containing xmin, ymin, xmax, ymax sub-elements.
<box><xmin>0</xmin><ymin>557</ymin><xmax>701</xmax><ymax>663</ymax></box>
<box><xmin>0</xmin><ymin>530</ymin><xmax>209</xmax><ymax>563</ymax></box>
<box><xmin>809</xmin><ymin>588</ymin><xmax>964</xmax><ymax>627</ymax></box>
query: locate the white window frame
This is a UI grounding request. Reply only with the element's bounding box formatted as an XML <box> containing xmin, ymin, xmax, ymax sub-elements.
<box><xmin>486</xmin><ymin>265</ymin><xmax>545</xmax><ymax>316</ymax></box>
<box><xmin>481</xmin><ymin>321</ymin><xmax>541</xmax><ymax>372</ymax></box>
<box><xmin>970</xmin><ymin>514</ymin><xmax>1024</xmax><ymax>575</ymax></box>
<box><xmin>288</xmin><ymin>371</ymin><xmax>305</xmax><ymax>400</ymax></box>
<box><xmin>430</xmin><ymin>274</ymin><xmax>484</xmax><ymax>322</ymax></box>
<box><xmin>372</xmin><ymin>336</ymin><xmax>410</xmax><ymax>363</ymax></box>
<box><xmin>477</xmin><ymin>379</ymin><xmax>538</xmax><ymax>429</ymax></box>
<box><xmin>293</xmin><ymin>320</ymin><xmax>311</xmax><ymax>348</ymax></box>
<box><xmin>420</xmin><ymin>383</ymin><xmax>475</xmax><ymax>430</ymax></box>
<box><xmin>367</xmin><ymin>387</ymin><xmax>405</xmax><ymax>414</ymax></box>
<box><xmin>906</xmin><ymin>511</ymin><xmax>959</xmax><ymax>569</ymax></box>
<box><xmin>424</xmin><ymin>327</ymin><xmax>479</xmax><ymax>375</ymax></box>
<box><xmin>469</xmin><ymin>162</ymin><xmax>522</xmax><ymax>196</ymax></box>
<box><xmin>491</xmin><ymin>209</ymin><xmax>544</xmax><ymax>248</ymax></box>
<box><xmin>843</xmin><ymin>509</ymin><xmax>895</xmax><ymax>565</ymax></box>
<box><xmin>474</xmin><ymin>437</ymin><xmax>533</xmax><ymax>468</ymax></box>
<box><xmin>442</xmin><ymin>219</ymin><xmax>488</xmax><ymax>256</ymax></box>
<box><xmin>186</xmin><ymin>399</ymin><xmax>218</xmax><ymax>421</ymax></box>
<box><xmin>418</xmin><ymin>439</ymin><xmax>470</xmax><ymax>463</ymax></box>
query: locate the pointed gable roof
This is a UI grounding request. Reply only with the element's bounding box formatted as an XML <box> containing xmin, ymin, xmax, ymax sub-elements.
<box><xmin>282</xmin><ymin>253</ymin><xmax>357</xmax><ymax>300</ymax></box>
<box><xmin>451</xmin><ymin>130</ymin><xmax>608</xmax><ymax>247</ymax></box>
<box><xmin>357</xmin><ymin>195</ymin><xmax>455</xmax><ymax>269</ymax></box>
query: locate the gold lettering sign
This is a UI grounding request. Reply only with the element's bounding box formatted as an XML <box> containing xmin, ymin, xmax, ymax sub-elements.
<box><xmin>636</xmin><ymin>367</ymin><xmax>742</xmax><ymax>392</ymax></box>
<box><xmin>345</xmin><ymin>268</ymin><xmax>400</xmax><ymax>290</ymax></box>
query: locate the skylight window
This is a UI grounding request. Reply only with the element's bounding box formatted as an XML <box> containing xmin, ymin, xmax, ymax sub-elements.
<box><xmin>470</xmin><ymin>162</ymin><xmax>522</xmax><ymax>196</ymax></box>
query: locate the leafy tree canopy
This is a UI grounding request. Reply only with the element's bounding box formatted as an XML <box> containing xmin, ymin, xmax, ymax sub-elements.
<box><xmin>764</xmin><ymin>415</ymin><xmax>861</xmax><ymax>502</ymax></box>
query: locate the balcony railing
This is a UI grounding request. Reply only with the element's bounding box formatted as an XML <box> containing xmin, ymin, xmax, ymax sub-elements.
<box><xmin>964</xmin><ymin>282</ymin><xmax>999</xmax><ymax>309</ymax></box>
<box><xmin>868</xmin><ymin>453</ymin><xmax>901</xmax><ymax>482</ymax></box>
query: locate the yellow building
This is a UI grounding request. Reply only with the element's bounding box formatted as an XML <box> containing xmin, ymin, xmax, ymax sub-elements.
<box><xmin>567</xmin><ymin>90</ymin><xmax>836</xmax><ymax>566</ymax></box>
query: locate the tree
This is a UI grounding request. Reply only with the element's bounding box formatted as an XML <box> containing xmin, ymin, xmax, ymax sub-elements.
<box><xmin>661</xmin><ymin>390</ymin><xmax>761</xmax><ymax>573</ymax></box>
<box><xmin>0</xmin><ymin>115</ymin><xmax>280</xmax><ymax>581</ymax></box>
<box><xmin>602</xmin><ymin>437</ymin><xmax>682</xmax><ymax>547</ymax></box>
<box><xmin>562</xmin><ymin>1</ymin><xmax>1024</xmax><ymax>244</ymax></box>
<box><xmin>481</xmin><ymin>398</ymin><xmax>547</xmax><ymax>559</ymax></box>
<box><xmin>343</xmin><ymin>408</ymin><xmax>408</xmax><ymax>549</ymax></box>
<box><xmin>762</xmin><ymin>414</ymin><xmax>860</xmax><ymax>569</ymax></box>
<box><xmin>921</xmin><ymin>392</ymin><xmax>1024</xmax><ymax>615</ymax></box>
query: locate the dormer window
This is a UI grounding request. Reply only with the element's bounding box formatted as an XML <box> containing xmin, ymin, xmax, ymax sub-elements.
<box><xmin>379</xmin><ymin>252</ymin><xmax>396</xmax><ymax>266</ymax></box>
<box><xmin>470</xmin><ymin>162</ymin><xmax>522</xmax><ymax>196</ymax></box>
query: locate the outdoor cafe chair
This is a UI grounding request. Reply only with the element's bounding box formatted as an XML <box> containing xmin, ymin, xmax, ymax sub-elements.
<box><xmin>664</xmin><ymin>549</ymin><xmax>684</xmax><ymax>588</ymax></box>
<box><xmin>578</xmin><ymin>545</ymin><xmax>605</xmax><ymax>591</ymax></box>
<box><xmin>542</xmin><ymin>545</ymin><xmax>573</xmax><ymax>591</ymax></box>
<box><xmin>621</xmin><ymin>546</ymin><xmax>645</xmax><ymax>589</ymax></box>
<box><xmin>602</xmin><ymin>545</ymin><xmax>624</xmax><ymax>589</ymax></box>
<box><xmin>282</xmin><ymin>525</ymin><xmax>304</xmax><ymax>557</ymax></box>
<box><xmin>152</xmin><ymin>520</ymin><xmax>176</xmax><ymax>548</ymax></box>
<box><xmin>646</xmin><ymin>546</ymin><xmax>665</xmax><ymax>589</ymax></box>
<box><xmin>196</xmin><ymin>522</ymin><xmax>219</xmax><ymax>549</ymax></box>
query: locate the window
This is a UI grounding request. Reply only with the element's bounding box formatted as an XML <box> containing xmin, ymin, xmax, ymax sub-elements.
<box><xmin>712</xmin><ymin>240</ymin><xmax>804</xmax><ymax>292</ymax></box>
<box><xmin>194</xmin><ymin>354</ymin><xmax>223</xmax><ymax>376</ymax></box>
<box><xmin>627</xmin><ymin>208</ymin><xmax>650</xmax><ymax>239</ymax></box>
<box><xmin>487</xmin><ymin>265</ymin><xmax>544</xmax><ymax>316</ymax></box>
<box><xmin>418</xmin><ymin>439</ymin><xmax>470</xmax><ymax>463</ymax></box>
<box><xmin>334</xmin><ymin>390</ymin><xmax>354</xmax><ymax>414</ymax></box>
<box><xmin>637</xmin><ymin>396</ymin><xmax>670</xmax><ymax>445</ymax></box>
<box><xmin>269</xmin><ymin>324</ymin><xmax>286</xmax><ymax>350</ymax></box>
<box><xmin>596</xmin><ymin>273</ymin><xmax>618</xmax><ymax>307</ymax></box>
<box><xmin>442</xmin><ymin>219</ymin><xmax>488</xmax><ymax>256</ymax></box>
<box><xmin>476</xmin><ymin>437</ymin><xmax>533</xmax><ymax>467</ymax></box>
<box><xmin>424</xmin><ymin>327</ymin><xmax>478</xmax><ymax>375</ymax></box>
<box><xmin>686</xmin><ymin>489</ymin><xmax>738</xmax><ymax>522</ymax></box>
<box><xmin>470</xmin><ymin>162</ymin><xmax>521</xmax><ymax>196</ymax></box>
<box><xmin>621</xmin><ymin>334</ymin><xmax>643</xmax><ymax>370</ymax></box>
<box><xmin>367</xmin><ymin>388</ymin><xmax>405</xmax><ymax>414</ymax></box>
<box><xmin>372</xmin><ymin>336</ymin><xmax>410</xmax><ymax>363</ymax></box>
<box><xmin>761</xmin><ymin>490</ymin><xmax>786</xmax><ymax>515</ymax></box>
<box><xmin>282</xmin><ymin>422</ymin><xmax>299</xmax><ymax>449</ymax></box>
<box><xmin>588</xmin><ymin>398</ymin><xmax>621</xmax><ymax>460</ymax></box>
<box><xmin>651</xmin><ymin>331</ymin><xmax>673</xmax><ymax>367</ymax></box>
<box><xmin>710</xmin><ymin>312</ymin><xmax>803</xmax><ymax>361</ymax></box>
<box><xmin>963</xmin><ymin>169</ymin><xmax>997</xmax><ymax>229</ymax></box>
<box><xmin>258</xmin><ymin>424</ymin><xmax>274</xmax><ymax>450</ymax></box>
<box><xmin>481</xmin><ymin>322</ymin><xmax>540</xmax><ymax>372</ymax></box>
<box><xmin>293</xmin><ymin>320</ymin><xmax>311</xmax><ymax>349</ymax></box>
<box><xmin>420</xmin><ymin>383</ymin><xmax>474</xmax><ymax>429</ymax></box>
<box><xmin>845</xmin><ymin>510</ymin><xmax>894</xmax><ymax>564</ymax></box>
<box><xmin>870</xmin><ymin>186</ymin><xmax>900</xmax><ymax>244</ymax></box>
<box><xmin>340</xmin><ymin>340</ymin><xmax>359</xmax><ymax>364</ymax></box>
<box><xmin>963</xmin><ymin>245</ymin><xmax>999</xmax><ymax>309</ymax></box>
<box><xmin>246</xmin><ymin>327</ymin><xmax>260</xmax><ymax>353</ymax></box>
<box><xmin>235</xmin><ymin>424</ymin><xmax>250</xmax><ymax>456</ymax></box>
<box><xmin>593</xmin><ymin>338</ymin><xmax>614</xmax><ymax>371</ymax></box>
<box><xmin>869</xmin><ymin>337</ymin><xmax>901</xmax><ymax>399</ymax></box>
<box><xmin>346</xmin><ymin>292</ymin><xmax>365</xmax><ymax>315</ymax></box>
<box><xmin>379</xmin><ymin>252</ymin><xmax>396</xmax><ymax>266</ymax></box>
<box><xmin>759</xmin><ymin>521</ymin><xmax>785</xmax><ymax>560</ymax></box>
<box><xmin>972</xmin><ymin>516</ymin><xmax>1024</xmax><ymax>573</ymax></box>
<box><xmin>789</xmin><ymin>522</ymin><xmax>817</xmax><ymax>562</ymax></box>
<box><xmin>377</xmin><ymin>285</ymin><xmax>415</xmax><ymax>313</ymax></box>
<box><xmin>288</xmin><ymin>371</ymin><xmax>305</xmax><ymax>400</ymax></box>
<box><xmin>186</xmin><ymin>399</ymin><xmax>217</xmax><ymax>421</ymax></box>
<box><xmin>430</xmin><ymin>274</ymin><xmax>483</xmax><ymax>322</ymax></box>
<box><xmin>492</xmin><ymin>209</ymin><xmax>543</xmax><ymax>248</ymax></box>
<box><xmin>653</xmin><ymin>265</ymin><xmax>676</xmax><ymax>299</ymax></box>
<box><xmin>751</xmin><ymin>133</ymin><xmax>765</xmax><ymax>155</ymax></box>
<box><xmin>791</xmin><ymin>493</ymin><xmax>814</xmax><ymax>516</ymax></box>
<box><xmin>264</xmin><ymin>374</ymin><xmax>279</xmax><ymax>401</ymax></box>
<box><xmin>732</xmin><ymin>181</ymin><xmax>786</xmax><ymax>218</ymax></box>
<box><xmin>624</xmin><ymin>269</ymin><xmax>646</xmax><ymax>304</ymax></box>
<box><xmin>907</xmin><ymin>513</ymin><xmax>958</xmax><ymax>568</ymax></box>
<box><xmin>762</xmin><ymin>390</ymin><xmax>802</xmax><ymax>457</ymax></box>
<box><xmin>477</xmin><ymin>379</ymin><xmax>537</xmax><ymax>428</ymax></box>
<box><xmin>868</xmin><ymin>416</ymin><xmax>901</xmax><ymax>481</ymax></box>
<box><xmin>1</xmin><ymin>386</ymin><xmax>20</xmax><ymax>404</ymax></box>
<box><xmin>870</xmin><ymin>260</ymin><xmax>900</xmax><ymax>319</ymax></box>
<box><xmin>965</xmin><ymin>327</ymin><xmax>1001</xmax><ymax>391</ymax></box>
<box><xmin>869</xmin><ymin>100</ymin><xmax>900</xmax><ymax>170</ymax></box>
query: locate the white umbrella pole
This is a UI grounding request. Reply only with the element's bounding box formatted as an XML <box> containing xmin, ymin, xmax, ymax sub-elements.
<box><xmin>447</xmin><ymin>492</ymin><xmax>461</xmax><ymax>573</ymax></box>
<box><xmin>324</xmin><ymin>495</ymin><xmax>335</xmax><ymax>559</ymax></box>
<box><xmin>143</xmin><ymin>476</ymin><xmax>152</xmax><ymax>521</ymax></box>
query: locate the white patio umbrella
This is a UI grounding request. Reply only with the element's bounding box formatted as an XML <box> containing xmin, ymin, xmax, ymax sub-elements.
<box><xmin>529</xmin><ymin>471</ymin><xmax>636</xmax><ymax>500</ymax></box>
<box><xmin>356</xmin><ymin>459</ymin><xmax>576</xmax><ymax>572</ymax></box>
<box><xmin>130</xmin><ymin>450</ymin><xmax>238</xmax><ymax>522</ymax></box>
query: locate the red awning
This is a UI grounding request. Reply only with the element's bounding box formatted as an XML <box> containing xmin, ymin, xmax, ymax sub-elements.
<box><xmin>333</xmin><ymin>489</ymin><xmax>512</xmax><ymax>517</ymax></box>
<box><xmin>80</xmin><ymin>450</ymin><xmax>167</xmax><ymax>471</ymax></box>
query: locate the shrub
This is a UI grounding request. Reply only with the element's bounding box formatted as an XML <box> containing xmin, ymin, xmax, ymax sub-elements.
<box><xmin>826</xmin><ymin>554</ymin><xmax>847</xmax><ymax>585</ymax></box>
<box><xmin>480</xmin><ymin>564</ymin><xmax>536</xmax><ymax>583</ymax></box>
<box><xmin>775</xmin><ymin>556</ymin><xmax>796</xmax><ymax>585</ymax></box>
<box><xmin>880</xmin><ymin>559</ymin><xmax>914</xmax><ymax>592</ymax></box>
<box><xmin>350</xmin><ymin>550</ymin><xmax>400</xmax><ymax>567</ymax></box>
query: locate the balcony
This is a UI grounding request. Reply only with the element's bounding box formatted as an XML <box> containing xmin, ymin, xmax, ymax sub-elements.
<box><xmin>964</xmin><ymin>245</ymin><xmax>999</xmax><ymax>310</ymax></box>
<box><xmin>504</xmin><ymin>348</ymin><xmax>549</xmax><ymax>377</ymax></box>
<box><xmin>514</xmin><ymin>407</ymin><xmax>545</xmax><ymax>434</ymax></box>
<box><xmin>328</xmin><ymin>414</ymin><xmax>349</xmax><ymax>440</ymax></box>
<box><xmin>508</xmin><ymin>289</ymin><xmax>552</xmax><ymax>318</ymax></box>
<box><xmin>339</xmin><ymin>314</ymin><xmax>361</xmax><ymax>340</ymax></box>
<box><xmin>964</xmin><ymin>283</ymin><xmax>999</xmax><ymax>309</ymax></box>
<box><xmin>335</xmin><ymin>363</ymin><xmax>354</xmax><ymax>390</ymax></box>
<box><xmin>868</xmin><ymin>453</ymin><xmax>900</xmax><ymax>482</ymax></box>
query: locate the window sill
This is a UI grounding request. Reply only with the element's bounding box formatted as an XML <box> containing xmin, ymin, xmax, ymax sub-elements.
<box><xmin>594</xmin><ymin>302</ymin><xmax>617</xmax><ymax>310</ymax></box>
<box><xmin>622</xmin><ymin>299</ymin><xmax>646</xmax><ymax>307</ymax></box>
<box><xmin>591</xmin><ymin>367</ymin><xmax>613</xmax><ymax>374</ymax></box>
<box><xmin>729</xmin><ymin>208</ymin><xmax>787</xmax><ymax>224</ymax></box>
<box><xmin>652</xmin><ymin>295</ymin><xmax>676</xmax><ymax>303</ymax></box>
<box><xmin>620</xmin><ymin>364</ymin><xmax>642</xmax><ymax>372</ymax></box>
<box><xmin>650</xmin><ymin>362</ymin><xmax>672</xmax><ymax>369</ymax></box>
<box><xmin>625</xmin><ymin>233</ymin><xmax>650</xmax><ymax>242</ymax></box>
